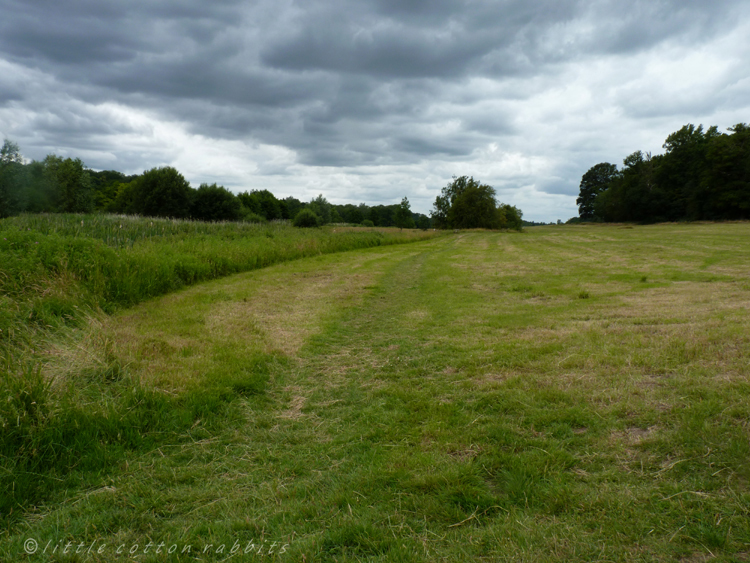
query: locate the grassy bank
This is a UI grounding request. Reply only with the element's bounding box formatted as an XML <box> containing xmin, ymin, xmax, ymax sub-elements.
<box><xmin>3</xmin><ymin>222</ymin><xmax>750</xmax><ymax>561</ymax></box>
<box><xmin>0</xmin><ymin>213</ymin><xmax>440</xmax><ymax>350</ymax></box>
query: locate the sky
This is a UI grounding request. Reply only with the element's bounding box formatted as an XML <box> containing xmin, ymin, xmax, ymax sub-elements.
<box><xmin>1</xmin><ymin>0</ymin><xmax>749</xmax><ymax>221</ymax></box>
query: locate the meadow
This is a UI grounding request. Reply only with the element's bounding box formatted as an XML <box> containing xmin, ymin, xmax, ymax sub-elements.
<box><xmin>1</xmin><ymin>220</ymin><xmax>749</xmax><ymax>562</ymax></box>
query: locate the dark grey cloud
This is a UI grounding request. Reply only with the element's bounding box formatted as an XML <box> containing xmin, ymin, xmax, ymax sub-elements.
<box><xmin>1</xmin><ymin>0</ymin><xmax>749</xmax><ymax>219</ymax></box>
<box><xmin>261</xmin><ymin>20</ymin><xmax>487</xmax><ymax>79</ymax></box>
<box><xmin>260</xmin><ymin>0</ymin><xmax>593</xmax><ymax>80</ymax></box>
<box><xmin>596</xmin><ymin>0</ymin><xmax>741</xmax><ymax>54</ymax></box>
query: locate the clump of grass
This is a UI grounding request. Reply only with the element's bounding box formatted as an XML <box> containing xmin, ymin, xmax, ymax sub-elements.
<box><xmin>511</xmin><ymin>284</ymin><xmax>533</xmax><ymax>293</ymax></box>
<box><xmin>0</xmin><ymin>347</ymin><xmax>275</xmax><ymax>522</ymax></box>
<box><xmin>0</xmin><ymin>357</ymin><xmax>54</xmax><ymax>517</ymax></box>
<box><xmin>578</xmin><ymin>290</ymin><xmax>590</xmax><ymax>299</ymax></box>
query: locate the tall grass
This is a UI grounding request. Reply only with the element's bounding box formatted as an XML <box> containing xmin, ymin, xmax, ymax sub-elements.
<box><xmin>2</xmin><ymin>213</ymin><xmax>277</xmax><ymax>248</ymax></box>
<box><xmin>0</xmin><ymin>345</ymin><xmax>278</xmax><ymax>521</ymax></box>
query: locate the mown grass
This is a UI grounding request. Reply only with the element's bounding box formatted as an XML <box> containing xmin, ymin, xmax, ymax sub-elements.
<box><xmin>2</xmin><ymin>222</ymin><xmax>750</xmax><ymax>562</ymax></box>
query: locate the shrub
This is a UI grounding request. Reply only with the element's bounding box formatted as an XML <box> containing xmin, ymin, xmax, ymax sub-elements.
<box><xmin>361</xmin><ymin>219</ymin><xmax>374</xmax><ymax>227</ymax></box>
<box><xmin>293</xmin><ymin>208</ymin><xmax>321</xmax><ymax>228</ymax></box>
<box><xmin>240</xmin><ymin>210</ymin><xmax>267</xmax><ymax>223</ymax></box>
<box><xmin>238</xmin><ymin>203</ymin><xmax>267</xmax><ymax>223</ymax></box>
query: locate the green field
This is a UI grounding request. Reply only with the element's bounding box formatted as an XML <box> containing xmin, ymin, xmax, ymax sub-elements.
<box><xmin>2</xmin><ymin>221</ymin><xmax>750</xmax><ymax>562</ymax></box>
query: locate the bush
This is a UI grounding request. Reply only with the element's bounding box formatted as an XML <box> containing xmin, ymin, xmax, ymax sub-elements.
<box><xmin>361</xmin><ymin>219</ymin><xmax>374</xmax><ymax>227</ymax></box>
<box><xmin>293</xmin><ymin>208</ymin><xmax>321</xmax><ymax>228</ymax></box>
<box><xmin>240</xmin><ymin>209</ymin><xmax>267</xmax><ymax>223</ymax></box>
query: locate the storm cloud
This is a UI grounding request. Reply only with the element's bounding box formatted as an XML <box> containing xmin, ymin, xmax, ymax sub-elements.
<box><xmin>1</xmin><ymin>0</ymin><xmax>748</xmax><ymax>220</ymax></box>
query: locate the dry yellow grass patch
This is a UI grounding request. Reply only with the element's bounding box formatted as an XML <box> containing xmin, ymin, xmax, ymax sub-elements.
<box><xmin>64</xmin><ymin>253</ymin><xmax>390</xmax><ymax>391</ymax></box>
<box><xmin>206</xmin><ymin>270</ymin><xmax>374</xmax><ymax>355</ymax></box>
<box><xmin>278</xmin><ymin>393</ymin><xmax>307</xmax><ymax>420</ymax></box>
<box><xmin>610</xmin><ymin>426</ymin><xmax>659</xmax><ymax>446</ymax></box>
<box><xmin>42</xmin><ymin>314</ymin><xmax>119</xmax><ymax>390</ymax></box>
<box><xmin>615</xmin><ymin>282</ymin><xmax>748</xmax><ymax>318</ymax></box>
<box><xmin>405</xmin><ymin>309</ymin><xmax>430</xmax><ymax>320</ymax></box>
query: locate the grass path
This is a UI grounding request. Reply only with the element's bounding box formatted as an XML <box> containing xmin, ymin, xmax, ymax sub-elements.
<box><xmin>4</xmin><ymin>224</ymin><xmax>750</xmax><ymax>562</ymax></box>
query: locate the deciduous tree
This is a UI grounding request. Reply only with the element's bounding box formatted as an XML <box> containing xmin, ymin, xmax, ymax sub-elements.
<box><xmin>0</xmin><ymin>139</ymin><xmax>23</xmax><ymax>217</ymax></box>
<box><xmin>191</xmin><ymin>183</ymin><xmax>241</xmax><ymax>221</ymax></box>
<box><xmin>431</xmin><ymin>176</ymin><xmax>522</xmax><ymax>230</ymax></box>
<box><xmin>131</xmin><ymin>167</ymin><xmax>193</xmax><ymax>218</ymax></box>
<box><xmin>576</xmin><ymin>163</ymin><xmax>618</xmax><ymax>220</ymax></box>
<box><xmin>394</xmin><ymin>197</ymin><xmax>415</xmax><ymax>230</ymax></box>
<box><xmin>57</xmin><ymin>157</ymin><xmax>93</xmax><ymax>213</ymax></box>
<box><xmin>308</xmin><ymin>194</ymin><xmax>331</xmax><ymax>224</ymax></box>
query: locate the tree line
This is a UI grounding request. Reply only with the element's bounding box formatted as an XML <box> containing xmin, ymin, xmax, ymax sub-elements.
<box><xmin>576</xmin><ymin>123</ymin><xmax>750</xmax><ymax>223</ymax></box>
<box><xmin>1</xmin><ymin>141</ymin><xmax>525</xmax><ymax>230</ymax></box>
<box><xmin>0</xmin><ymin>141</ymin><xmax>433</xmax><ymax>228</ymax></box>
